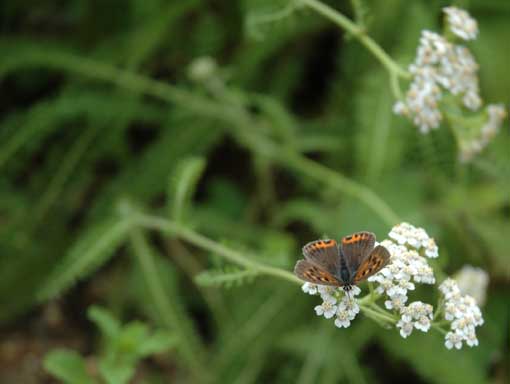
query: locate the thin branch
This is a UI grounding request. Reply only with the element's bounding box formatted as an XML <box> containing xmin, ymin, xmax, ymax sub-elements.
<box><xmin>300</xmin><ymin>0</ymin><xmax>410</xmax><ymax>79</ymax></box>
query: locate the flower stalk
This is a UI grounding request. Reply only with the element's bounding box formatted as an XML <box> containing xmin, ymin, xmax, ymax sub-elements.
<box><xmin>300</xmin><ymin>0</ymin><xmax>409</xmax><ymax>79</ymax></box>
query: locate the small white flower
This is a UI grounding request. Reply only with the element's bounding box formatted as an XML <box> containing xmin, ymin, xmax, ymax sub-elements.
<box><xmin>334</xmin><ymin>311</ymin><xmax>352</xmax><ymax>328</ymax></box>
<box><xmin>465</xmin><ymin>330</ymin><xmax>479</xmax><ymax>347</ymax></box>
<box><xmin>460</xmin><ymin>104</ymin><xmax>507</xmax><ymax>162</ymax></box>
<box><xmin>414</xmin><ymin>315</ymin><xmax>431</xmax><ymax>332</ymax></box>
<box><xmin>315</xmin><ymin>296</ymin><xmax>338</xmax><ymax>319</ymax></box>
<box><xmin>445</xmin><ymin>331</ymin><xmax>464</xmax><ymax>349</ymax></box>
<box><xmin>440</xmin><ymin>278</ymin><xmax>484</xmax><ymax>349</ymax></box>
<box><xmin>385</xmin><ymin>294</ymin><xmax>408</xmax><ymax>310</ymax></box>
<box><xmin>397</xmin><ymin>319</ymin><xmax>414</xmax><ymax>338</ymax></box>
<box><xmin>398</xmin><ymin>301</ymin><xmax>433</xmax><ymax>335</ymax></box>
<box><xmin>439</xmin><ymin>278</ymin><xmax>461</xmax><ymax>299</ymax></box>
<box><xmin>443</xmin><ymin>7</ymin><xmax>478</xmax><ymax>41</ymax></box>
<box><xmin>349</xmin><ymin>286</ymin><xmax>362</xmax><ymax>297</ymax></box>
<box><xmin>334</xmin><ymin>294</ymin><xmax>360</xmax><ymax>328</ymax></box>
<box><xmin>338</xmin><ymin>295</ymin><xmax>360</xmax><ymax>316</ymax></box>
<box><xmin>302</xmin><ymin>282</ymin><xmax>318</xmax><ymax>295</ymax></box>
<box><xmin>423</xmin><ymin>238</ymin><xmax>439</xmax><ymax>258</ymax></box>
<box><xmin>318</xmin><ymin>285</ymin><xmax>338</xmax><ymax>301</ymax></box>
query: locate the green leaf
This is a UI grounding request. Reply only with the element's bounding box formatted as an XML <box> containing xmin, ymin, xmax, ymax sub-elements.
<box><xmin>167</xmin><ymin>156</ymin><xmax>206</xmax><ymax>223</ymax></box>
<box><xmin>88</xmin><ymin>306</ymin><xmax>122</xmax><ymax>340</ymax></box>
<box><xmin>138</xmin><ymin>331</ymin><xmax>177</xmax><ymax>357</ymax></box>
<box><xmin>99</xmin><ymin>359</ymin><xmax>135</xmax><ymax>384</ymax></box>
<box><xmin>37</xmin><ymin>216</ymin><xmax>133</xmax><ymax>301</ymax></box>
<box><xmin>118</xmin><ymin>322</ymin><xmax>149</xmax><ymax>354</ymax></box>
<box><xmin>195</xmin><ymin>267</ymin><xmax>259</xmax><ymax>288</ymax></box>
<box><xmin>44</xmin><ymin>349</ymin><xmax>94</xmax><ymax>384</ymax></box>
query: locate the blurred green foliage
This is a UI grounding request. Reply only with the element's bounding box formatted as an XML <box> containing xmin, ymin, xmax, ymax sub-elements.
<box><xmin>44</xmin><ymin>306</ymin><xmax>176</xmax><ymax>384</ymax></box>
<box><xmin>0</xmin><ymin>0</ymin><xmax>509</xmax><ymax>383</ymax></box>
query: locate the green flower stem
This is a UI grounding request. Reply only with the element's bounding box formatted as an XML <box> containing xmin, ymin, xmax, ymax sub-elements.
<box><xmin>300</xmin><ymin>0</ymin><xmax>410</xmax><ymax>79</ymax></box>
<box><xmin>431</xmin><ymin>323</ymin><xmax>448</xmax><ymax>335</ymax></box>
<box><xmin>358</xmin><ymin>289</ymin><xmax>381</xmax><ymax>305</ymax></box>
<box><xmin>132</xmin><ymin>212</ymin><xmax>303</xmax><ymax>286</ymax></box>
<box><xmin>368</xmin><ymin>281</ymin><xmax>374</xmax><ymax>298</ymax></box>
<box><xmin>433</xmin><ymin>296</ymin><xmax>445</xmax><ymax>320</ymax></box>
<box><xmin>359</xmin><ymin>304</ymin><xmax>396</xmax><ymax>324</ymax></box>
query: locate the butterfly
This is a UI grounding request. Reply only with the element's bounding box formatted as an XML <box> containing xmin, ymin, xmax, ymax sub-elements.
<box><xmin>294</xmin><ymin>231</ymin><xmax>390</xmax><ymax>291</ymax></box>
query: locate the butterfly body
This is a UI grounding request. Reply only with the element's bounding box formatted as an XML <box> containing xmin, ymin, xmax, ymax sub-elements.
<box><xmin>294</xmin><ymin>232</ymin><xmax>390</xmax><ymax>291</ymax></box>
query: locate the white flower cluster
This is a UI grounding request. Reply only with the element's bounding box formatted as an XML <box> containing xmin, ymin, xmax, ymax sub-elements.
<box><xmin>369</xmin><ymin>239</ymin><xmax>436</xmax><ymax>311</ymax></box>
<box><xmin>302</xmin><ymin>283</ymin><xmax>361</xmax><ymax>328</ymax></box>
<box><xmin>396</xmin><ymin>301</ymin><xmax>433</xmax><ymax>338</ymax></box>
<box><xmin>443</xmin><ymin>6</ymin><xmax>478</xmax><ymax>41</ymax></box>
<box><xmin>394</xmin><ymin>5</ymin><xmax>507</xmax><ymax>149</ymax></box>
<box><xmin>439</xmin><ymin>278</ymin><xmax>484</xmax><ymax>349</ymax></box>
<box><xmin>455</xmin><ymin>265</ymin><xmax>489</xmax><ymax>305</ymax></box>
<box><xmin>367</xmin><ymin>223</ymin><xmax>437</xmax><ymax>340</ymax></box>
<box><xmin>459</xmin><ymin>104</ymin><xmax>508</xmax><ymax>162</ymax></box>
<box><xmin>388</xmin><ymin>222</ymin><xmax>439</xmax><ymax>258</ymax></box>
<box><xmin>393</xmin><ymin>26</ymin><xmax>481</xmax><ymax>133</ymax></box>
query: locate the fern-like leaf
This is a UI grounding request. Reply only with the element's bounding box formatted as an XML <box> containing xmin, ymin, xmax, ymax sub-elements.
<box><xmin>37</xmin><ymin>216</ymin><xmax>132</xmax><ymax>301</ymax></box>
<box><xmin>195</xmin><ymin>266</ymin><xmax>259</xmax><ymax>288</ymax></box>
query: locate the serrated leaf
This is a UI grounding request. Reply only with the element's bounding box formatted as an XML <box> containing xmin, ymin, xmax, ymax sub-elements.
<box><xmin>44</xmin><ymin>349</ymin><xmax>94</xmax><ymax>384</ymax></box>
<box><xmin>194</xmin><ymin>267</ymin><xmax>259</xmax><ymax>288</ymax></box>
<box><xmin>37</xmin><ymin>216</ymin><xmax>133</xmax><ymax>301</ymax></box>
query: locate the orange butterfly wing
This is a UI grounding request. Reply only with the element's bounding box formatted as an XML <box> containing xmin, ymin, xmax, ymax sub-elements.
<box><xmin>294</xmin><ymin>260</ymin><xmax>342</xmax><ymax>286</ymax></box>
<box><xmin>353</xmin><ymin>245</ymin><xmax>390</xmax><ymax>283</ymax></box>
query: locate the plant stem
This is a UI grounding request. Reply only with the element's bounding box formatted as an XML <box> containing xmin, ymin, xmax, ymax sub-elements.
<box><xmin>300</xmin><ymin>0</ymin><xmax>410</xmax><ymax>78</ymax></box>
<box><xmin>433</xmin><ymin>296</ymin><xmax>444</xmax><ymax>320</ymax></box>
<box><xmin>133</xmin><ymin>212</ymin><xmax>303</xmax><ymax>285</ymax></box>
<box><xmin>431</xmin><ymin>323</ymin><xmax>447</xmax><ymax>335</ymax></box>
<box><xmin>359</xmin><ymin>304</ymin><xmax>396</xmax><ymax>324</ymax></box>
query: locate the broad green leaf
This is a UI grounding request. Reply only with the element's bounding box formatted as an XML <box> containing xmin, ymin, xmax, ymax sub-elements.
<box><xmin>44</xmin><ymin>349</ymin><xmax>94</xmax><ymax>384</ymax></box>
